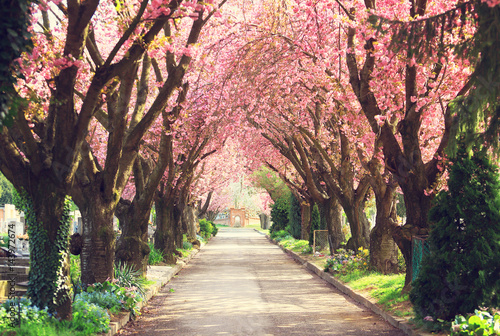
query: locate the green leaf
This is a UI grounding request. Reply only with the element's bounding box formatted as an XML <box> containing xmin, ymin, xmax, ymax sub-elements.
<box><xmin>7</xmin><ymin>29</ymin><xmax>18</xmax><ymax>38</ymax></box>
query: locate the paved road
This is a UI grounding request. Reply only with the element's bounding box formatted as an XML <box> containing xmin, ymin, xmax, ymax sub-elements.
<box><xmin>125</xmin><ymin>228</ymin><xmax>406</xmax><ymax>336</ymax></box>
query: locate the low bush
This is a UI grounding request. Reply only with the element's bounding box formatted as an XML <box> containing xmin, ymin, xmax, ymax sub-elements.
<box><xmin>280</xmin><ymin>239</ymin><xmax>312</xmax><ymax>254</ymax></box>
<box><xmin>75</xmin><ymin>291</ymin><xmax>122</xmax><ymax>315</ymax></box>
<box><xmin>324</xmin><ymin>247</ymin><xmax>370</xmax><ymax>274</ymax></box>
<box><xmin>270</xmin><ymin>229</ymin><xmax>290</xmax><ymax>241</ymax></box>
<box><xmin>148</xmin><ymin>242</ymin><xmax>164</xmax><ymax>265</ymax></box>
<box><xmin>72</xmin><ymin>299</ymin><xmax>110</xmax><ymax>334</ymax></box>
<box><xmin>0</xmin><ymin>298</ymin><xmax>51</xmax><ymax>330</ymax></box>
<box><xmin>451</xmin><ymin>310</ymin><xmax>500</xmax><ymax>335</ymax></box>
<box><xmin>114</xmin><ymin>261</ymin><xmax>147</xmax><ymax>298</ymax></box>
<box><xmin>199</xmin><ymin>218</ymin><xmax>215</xmax><ymax>240</ymax></box>
<box><xmin>182</xmin><ymin>241</ymin><xmax>193</xmax><ymax>250</ymax></box>
<box><xmin>86</xmin><ymin>279</ymin><xmax>142</xmax><ymax>317</ymax></box>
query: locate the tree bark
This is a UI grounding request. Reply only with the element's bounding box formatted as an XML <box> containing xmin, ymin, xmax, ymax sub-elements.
<box><xmin>79</xmin><ymin>194</ymin><xmax>116</xmax><ymax>286</ymax></box>
<box><xmin>27</xmin><ymin>179</ymin><xmax>72</xmax><ymax>320</ymax></box>
<box><xmin>320</xmin><ymin>196</ymin><xmax>344</xmax><ymax>254</ymax></box>
<box><xmin>183</xmin><ymin>205</ymin><xmax>198</xmax><ymax>240</ymax></box>
<box><xmin>370</xmin><ymin>189</ymin><xmax>399</xmax><ymax>274</ymax></box>
<box><xmin>115</xmin><ymin>201</ymin><xmax>151</xmax><ymax>276</ymax></box>
<box><xmin>343</xmin><ymin>197</ymin><xmax>371</xmax><ymax>251</ymax></box>
<box><xmin>300</xmin><ymin>200</ymin><xmax>312</xmax><ymax>241</ymax></box>
<box><xmin>154</xmin><ymin>197</ymin><xmax>181</xmax><ymax>264</ymax></box>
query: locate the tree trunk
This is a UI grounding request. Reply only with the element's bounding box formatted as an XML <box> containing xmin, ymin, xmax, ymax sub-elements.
<box><xmin>25</xmin><ymin>180</ymin><xmax>72</xmax><ymax>320</ymax></box>
<box><xmin>394</xmin><ymin>180</ymin><xmax>433</xmax><ymax>288</ymax></box>
<box><xmin>344</xmin><ymin>200</ymin><xmax>371</xmax><ymax>251</ymax></box>
<box><xmin>321</xmin><ymin>197</ymin><xmax>344</xmax><ymax>254</ymax></box>
<box><xmin>300</xmin><ymin>201</ymin><xmax>312</xmax><ymax>242</ymax></box>
<box><xmin>154</xmin><ymin>198</ymin><xmax>180</xmax><ymax>264</ymax></box>
<box><xmin>115</xmin><ymin>202</ymin><xmax>151</xmax><ymax>276</ymax></box>
<box><xmin>183</xmin><ymin>205</ymin><xmax>198</xmax><ymax>240</ymax></box>
<box><xmin>370</xmin><ymin>190</ymin><xmax>399</xmax><ymax>274</ymax></box>
<box><xmin>80</xmin><ymin>195</ymin><xmax>116</xmax><ymax>286</ymax></box>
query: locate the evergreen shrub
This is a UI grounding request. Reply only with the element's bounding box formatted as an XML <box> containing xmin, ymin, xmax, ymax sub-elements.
<box><xmin>199</xmin><ymin>218</ymin><xmax>215</xmax><ymax>239</ymax></box>
<box><xmin>288</xmin><ymin>194</ymin><xmax>301</xmax><ymax>239</ymax></box>
<box><xmin>410</xmin><ymin>144</ymin><xmax>500</xmax><ymax>321</ymax></box>
<box><xmin>270</xmin><ymin>196</ymin><xmax>290</xmax><ymax>233</ymax></box>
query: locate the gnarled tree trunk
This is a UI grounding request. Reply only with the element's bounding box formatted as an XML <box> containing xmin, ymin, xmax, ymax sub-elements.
<box><xmin>320</xmin><ymin>196</ymin><xmax>344</xmax><ymax>254</ymax></box>
<box><xmin>183</xmin><ymin>205</ymin><xmax>198</xmax><ymax>240</ymax></box>
<box><xmin>370</xmin><ymin>189</ymin><xmax>399</xmax><ymax>274</ymax></box>
<box><xmin>300</xmin><ymin>200</ymin><xmax>312</xmax><ymax>241</ymax></box>
<box><xmin>343</xmin><ymin>199</ymin><xmax>371</xmax><ymax>251</ymax></box>
<box><xmin>25</xmin><ymin>179</ymin><xmax>72</xmax><ymax>320</ymax></box>
<box><xmin>115</xmin><ymin>201</ymin><xmax>151</xmax><ymax>276</ymax></box>
<box><xmin>154</xmin><ymin>197</ymin><xmax>181</xmax><ymax>264</ymax></box>
<box><xmin>79</xmin><ymin>194</ymin><xmax>116</xmax><ymax>286</ymax></box>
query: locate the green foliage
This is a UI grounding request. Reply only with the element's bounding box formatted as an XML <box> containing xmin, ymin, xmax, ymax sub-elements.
<box><xmin>13</xmin><ymin>190</ymin><xmax>72</xmax><ymax>315</ymax></box>
<box><xmin>309</xmin><ymin>203</ymin><xmax>322</xmax><ymax>245</ymax></box>
<box><xmin>211</xmin><ymin>223</ymin><xmax>218</xmax><ymax>236</ymax></box>
<box><xmin>279</xmin><ymin>239</ymin><xmax>312</xmax><ymax>254</ymax></box>
<box><xmin>0</xmin><ymin>233</ymin><xmax>8</xmax><ymax>248</ymax></box>
<box><xmin>69</xmin><ymin>254</ymin><xmax>82</xmax><ymax>298</ymax></box>
<box><xmin>395</xmin><ymin>193</ymin><xmax>406</xmax><ymax>218</ymax></box>
<box><xmin>86</xmin><ymin>280</ymin><xmax>142</xmax><ymax>317</ymax></box>
<box><xmin>148</xmin><ymin>242</ymin><xmax>164</xmax><ymax>265</ymax></box>
<box><xmin>410</xmin><ymin>144</ymin><xmax>500</xmax><ymax>321</ymax></box>
<box><xmin>270</xmin><ymin>196</ymin><xmax>290</xmax><ymax>234</ymax></box>
<box><xmin>74</xmin><ymin>291</ymin><xmax>122</xmax><ymax>315</ymax></box>
<box><xmin>270</xmin><ymin>229</ymin><xmax>290</xmax><ymax>241</ymax></box>
<box><xmin>0</xmin><ymin>0</ymin><xmax>34</xmax><ymax>127</ymax></box>
<box><xmin>114</xmin><ymin>261</ymin><xmax>147</xmax><ymax>298</ymax></box>
<box><xmin>182</xmin><ymin>241</ymin><xmax>193</xmax><ymax>250</ymax></box>
<box><xmin>287</xmin><ymin>194</ymin><xmax>301</xmax><ymax>240</ymax></box>
<box><xmin>71</xmin><ymin>300</ymin><xmax>110</xmax><ymax>334</ymax></box>
<box><xmin>0</xmin><ymin>298</ymin><xmax>51</xmax><ymax>329</ymax></box>
<box><xmin>199</xmin><ymin>218</ymin><xmax>215</xmax><ymax>240</ymax></box>
<box><xmin>451</xmin><ymin>310</ymin><xmax>500</xmax><ymax>336</ymax></box>
<box><xmin>324</xmin><ymin>247</ymin><xmax>370</xmax><ymax>275</ymax></box>
<box><xmin>250</xmin><ymin>166</ymin><xmax>291</xmax><ymax>202</ymax></box>
<box><xmin>0</xmin><ymin>173</ymin><xmax>14</xmax><ymax>206</ymax></box>
<box><xmin>0</xmin><ymin>320</ymin><xmax>85</xmax><ymax>336</ymax></box>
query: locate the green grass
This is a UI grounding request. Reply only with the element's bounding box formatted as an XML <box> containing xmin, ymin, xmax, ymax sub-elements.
<box><xmin>148</xmin><ymin>242</ymin><xmax>164</xmax><ymax>265</ymax></box>
<box><xmin>2</xmin><ymin>322</ymin><xmax>86</xmax><ymax>335</ymax></box>
<box><xmin>176</xmin><ymin>248</ymin><xmax>192</xmax><ymax>258</ymax></box>
<box><xmin>345</xmin><ymin>273</ymin><xmax>411</xmax><ymax>317</ymax></box>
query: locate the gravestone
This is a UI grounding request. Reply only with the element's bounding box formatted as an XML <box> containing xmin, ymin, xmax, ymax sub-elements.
<box><xmin>12</xmin><ymin>221</ymin><xmax>29</xmax><ymax>255</ymax></box>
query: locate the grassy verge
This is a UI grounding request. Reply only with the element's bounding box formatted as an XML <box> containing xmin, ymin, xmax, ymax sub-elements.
<box><xmin>269</xmin><ymin>233</ymin><xmax>413</xmax><ymax>320</ymax></box>
<box><xmin>346</xmin><ymin>273</ymin><xmax>411</xmax><ymax>317</ymax></box>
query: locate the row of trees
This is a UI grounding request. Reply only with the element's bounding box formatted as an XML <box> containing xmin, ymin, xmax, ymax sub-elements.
<box><xmin>0</xmin><ymin>0</ymin><xmax>251</xmax><ymax>320</ymax></box>
<box><xmin>1</xmin><ymin>0</ymin><xmax>498</xmax><ymax>323</ymax></box>
<box><xmin>223</xmin><ymin>0</ymin><xmax>499</xmax><ymax>291</ymax></box>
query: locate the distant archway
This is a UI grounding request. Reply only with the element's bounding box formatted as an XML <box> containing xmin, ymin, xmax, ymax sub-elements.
<box><xmin>229</xmin><ymin>208</ymin><xmax>246</xmax><ymax>227</ymax></box>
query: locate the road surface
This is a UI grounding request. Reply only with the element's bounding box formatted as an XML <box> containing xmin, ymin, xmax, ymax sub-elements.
<box><xmin>124</xmin><ymin>228</ymin><xmax>406</xmax><ymax>336</ymax></box>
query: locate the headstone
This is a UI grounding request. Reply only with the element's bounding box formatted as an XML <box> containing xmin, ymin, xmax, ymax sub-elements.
<box><xmin>12</xmin><ymin>221</ymin><xmax>29</xmax><ymax>255</ymax></box>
